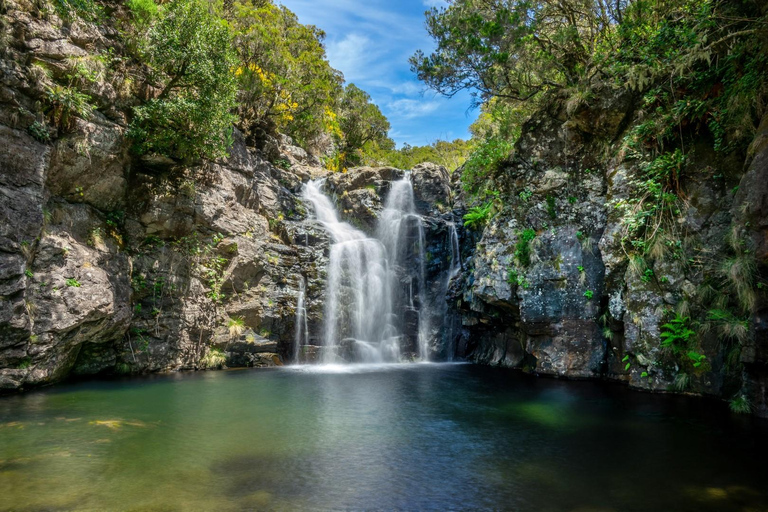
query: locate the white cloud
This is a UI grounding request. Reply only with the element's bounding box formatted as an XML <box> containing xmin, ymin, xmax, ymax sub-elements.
<box><xmin>326</xmin><ymin>34</ymin><xmax>377</xmax><ymax>83</ymax></box>
<box><xmin>387</xmin><ymin>99</ymin><xmax>441</xmax><ymax>120</ymax></box>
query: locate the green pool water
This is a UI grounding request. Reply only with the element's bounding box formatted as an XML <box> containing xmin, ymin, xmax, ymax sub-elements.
<box><xmin>0</xmin><ymin>363</ymin><xmax>766</xmax><ymax>511</ymax></box>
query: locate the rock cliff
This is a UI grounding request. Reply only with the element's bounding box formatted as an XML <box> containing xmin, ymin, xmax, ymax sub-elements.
<box><xmin>0</xmin><ymin>0</ymin><xmax>339</xmax><ymax>389</ymax></box>
<box><xmin>446</xmin><ymin>88</ymin><xmax>768</xmax><ymax>417</ymax></box>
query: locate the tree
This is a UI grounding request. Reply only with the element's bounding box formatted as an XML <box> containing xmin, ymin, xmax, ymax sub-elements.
<box><xmin>129</xmin><ymin>0</ymin><xmax>238</xmax><ymax>162</ymax></box>
<box><xmin>410</xmin><ymin>0</ymin><xmax>628</xmax><ymax>104</ymax></box>
<box><xmin>337</xmin><ymin>84</ymin><xmax>391</xmax><ymax>165</ymax></box>
<box><xmin>229</xmin><ymin>0</ymin><xmax>343</xmax><ymax>147</ymax></box>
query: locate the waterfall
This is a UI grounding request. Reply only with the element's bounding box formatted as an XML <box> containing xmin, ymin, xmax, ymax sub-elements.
<box><xmin>442</xmin><ymin>222</ymin><xmax>462</xmax><ymax>361</ymax></box>
<box><xmin>376</xmin><ymin>172</ymin><xmax>430</xmax><ymax>360</ymax></box>
<box><xmin>448</xmin><ymin>222</ymin><xmax>461</xmax><ymax>279</ymax></box>
<box><xmin>300</xmin><ymin>174</ymin><xmax>430</xmax><ymax>364</ymax></box>
<box><xmin>293</xmin><ymin>277</ymin><xmax>308</xmax><ymax>363</ymax></box>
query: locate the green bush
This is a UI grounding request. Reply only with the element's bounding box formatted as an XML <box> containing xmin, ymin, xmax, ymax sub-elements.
<box><xmin>45</xmin><ymin>85</ymin><xmax>94</xmax><ymax>131</ymax></box>
<box><xmin>129</xmin><ymin>0</ymin><xmax>238</xmax><ymax>162</ymax></box>
<box><xmin>126</xmin><ymin>0</ymin><xmax>159</xmax><ymax>28</ymax></box>
<box><xmin>53</xmin><ymin>0</ymin><xmax>102</xmax><ymax>21</ymax></box>
<box><xmin>461</xmin><ymin>137</ymin><xmax>512</xmax><ymax>197</ymax></box>
<box><xmin>514</xmin><ymin>228</ymin><xmax>536</xmax><ymax>267</ymax></box>
<box><xmin>729</xmin><ymin>395</ymin><xmax>752</xmax><ymax>414</ymax></box>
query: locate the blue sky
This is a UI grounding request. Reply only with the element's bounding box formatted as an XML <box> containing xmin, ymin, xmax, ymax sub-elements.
<box><xmin>277</xmin><ymin>0</ymin><xmax>478</xmax><ymax>148</ymax></box>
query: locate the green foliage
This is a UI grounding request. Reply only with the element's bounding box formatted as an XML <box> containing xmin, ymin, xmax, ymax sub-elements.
<box><xmin>115</xmin><ymin>362</ymin><xmax>132</xmax><ymax>375</ymax></box>
<box><xmin>507</xmin><ymin>268</ymin><xmax>529</xmax><ymax>289</ymax></box>
<box><xmin>65</xmin><ymin>278</ymin><xmax>81</xmax><ymax>287</ymax></box>
<box><xmin>641</xmin><ymin>269</ymin><xmax>654</xmax><ymax>283</ymax></box>
<box><xmin>729</xmin><ymin>395</ymin><xmax>752</xmax><ymax>414</ymax></box>
<box><xmin>126</xmin><ymin>0</ymin><xmax>159</xmax><ymax>29</ymax></box>
<box><xmin>514</xmin><ymin>228</ymin><xmax>536</xmax><ymax>267</ymax></box>
<box><xmin>28</xmin><ymin>121</ymin><xmax>51</xmax><ymax>143</ymax></box>
<box><xmin>129</xmin><ymin>0</ymin><xmax>238</xmax><ymax>162</ymax></box>
<box><xmin>463</xmin><ymin>201</ymin><xmax>494</xmax><ymax>230</ymax></box>
<box><xmin>229</xmin><ymin>0</ymin><xmax>343</xmax><ymax>147</ymax></box>
<box><xmin>411</xmin><ymin>0</ymin><xmax>622</xmax><ymax>103</ymax></box>
<box><xmin>200</xmin><ymin>348</ymin><xmax>227</xmax><ymax>369</ymax></box>
<box><xmin>546</xmin><ymin>195</ymin><xmax>556</xmax><ymax>219</ymax></box>
<box><xmin>660</xmin><ymin>314</ymin><xmax>695</xmax><ymax>353</ymax></box>
<box><xmin>24</xmin><ymin>269</ymin><xmax>33</xmax><ymax>278</ymax></box>
<box><xmin>44</xmin><ymin>85</ymin><xmax>94</xmax><ymax>131</ymax></box>
<box><xmin>584</xmin><ymin>290</ymin><xmax>594</xmax><ymax>300</ymax></box>
<box><xmin>686</xmin><ymin>351</ymin><xmax>707</xmax><ymax>369</ymax></box>
<box><xmin>53</xmin><ymin>0</ymin><xmax>102</xmax><ymax>21</ymax></box>
<box><xmin>462</xmin><ymin>137</ymin><xmax>513</xmax><ymax>197</ymax></box>
<box><xmin>459</xmin><ymin>98</ymin><xmax>533</xmax><ymax>197</ymax></box>
<box><xmin>16</xmin><ymin>358</ymin><xmax>31</xmax><ymax>370</ymax></box>
<box><xmin>706</xmin><ymin>308</ymin><xmax>750</xmax><ymax>345</ymax></box>
<box><xmin>361</xmin><ymin>139</ymin><xmax>470</xmax><ymax>171</ymax></box>
<box><xmin>336</xmin><ymin>84</ymin><xmax>391</xmax><ymax>167</ymax></box>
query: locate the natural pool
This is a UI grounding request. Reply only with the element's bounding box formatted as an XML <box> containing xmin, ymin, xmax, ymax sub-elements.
<box><xmin>0</xmin><ymin>363</ymin><xmax>766</xmax><ymax>511</ymax></box>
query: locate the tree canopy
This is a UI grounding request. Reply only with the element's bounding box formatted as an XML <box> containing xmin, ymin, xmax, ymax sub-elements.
<box><xmin>129</xmin><ymin>0</ymin><xmax>238</xmax><ymax>162</ymax></box>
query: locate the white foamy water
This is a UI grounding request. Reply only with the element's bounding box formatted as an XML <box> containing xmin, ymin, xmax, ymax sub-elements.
<box><xmin>299</xmin><ymin>174</ymin><xmax>430</xmax><ymax>364</ymax></box>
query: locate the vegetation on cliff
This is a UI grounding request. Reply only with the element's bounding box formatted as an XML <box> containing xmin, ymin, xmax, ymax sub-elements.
<box><xmin>414</xmin><ymin>0</ymin><xmax>768</xmax><ymax>410</ymax></box>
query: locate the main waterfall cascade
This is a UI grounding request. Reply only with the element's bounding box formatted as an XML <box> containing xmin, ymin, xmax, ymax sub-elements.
<box><xmin>298</xmin><ymin>174</ymin><xmax>433</xmax><ymax>364</ymax></box>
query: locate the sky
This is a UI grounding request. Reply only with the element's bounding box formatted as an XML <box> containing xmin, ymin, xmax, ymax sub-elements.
<box><xmin>277</xmin><ymin>0</ymin><xmax>478</xmax><ymax>148</ymax></box>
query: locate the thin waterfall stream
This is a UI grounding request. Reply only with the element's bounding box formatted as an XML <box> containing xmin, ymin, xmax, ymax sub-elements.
<box><xmin>298</xmin><ymin>173</ymin><xmax>430</xmax><ymax>363</ymax></box>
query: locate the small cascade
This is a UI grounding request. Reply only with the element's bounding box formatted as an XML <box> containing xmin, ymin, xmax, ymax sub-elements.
<box><xmin>448</xmin><ymin>221</ymin><xmax>461</xmax><ymax>278</ymax></box>
<box><xmin>442</xmin><ymin>222</ymin><xmax>462</xmax><ymax>361</ymax></box>
<box><xmin>300</xmin><ymin>173</ymin><xmax>431</xmax><ymax>364</ymax></box>
<box><xmin>293</xmin><ymin>277</ymin><xmax>308</xmax><ymax>363</ymax></box>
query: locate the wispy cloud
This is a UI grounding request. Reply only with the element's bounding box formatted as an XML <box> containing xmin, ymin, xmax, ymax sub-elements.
<box><xmin>387</xmin><ymin>99</ymin><xmax>441</xmax><ymax>120</ymax></box>
<box><xmin>326</xmin><ymin>34</ymin><xmax>376</xmax><ymax>83</ymax></box>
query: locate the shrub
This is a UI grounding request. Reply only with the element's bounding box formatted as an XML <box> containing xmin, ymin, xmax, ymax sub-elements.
<box><xmin>461</xmin><ymin>137</ymin><xmax>512</xmax><ymax>197</ymax></box>
<box><xmin>660</xmin><ymin>315</ymin><xmax>695</xmax><ymax>353</ymax></box>
<box><xmin>729</xmin><ymin>395</ymin><xmax>752</xmax><ymax>414</ymax></box>
<box><xmin>200</xmin><ymin>348</ymin><xmax>227</xmax><ymax>369</ymax></box>
<box><xmin>514</xmin><ymin>228</ymin><xmax>536</xmax><ymax>267</ymax></box>
<box><xmin>227</xmin><ymin>317</ymin><xmax>245</xmax><ymax>338</ymax></box>
<box><xmin>65</xmin><ymin>278</ymin><xmax>81</xmax><ymax>287</ymax></box>
<box><xmin>28</xmin><ymin>121</ymin><xmax>51</xmax><ymax>142</ymax></box>
<box><xmin>45</xmin><ymin>85</ymin><xmax>94</xmax><ymax>131</ymax></box>
<box><xmin>126</xmin><ymin>0</ymin><xmax>159</xmax><ymax>28</ymax></box>
<box><xmin>53</xmin><ymin>0</ymin><xmax>102</xmax><ymax>21</ymax></box>
<box><xmin>129</xmin><ymin>0</ymin><xmax>238</xmax><ymax>162</ymax></box>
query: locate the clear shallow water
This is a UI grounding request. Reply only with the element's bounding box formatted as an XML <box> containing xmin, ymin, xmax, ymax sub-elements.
<box><xmin>1</xmin><ymin>364</ymin><xmax>767</xmax><ymax>512</ymax></box>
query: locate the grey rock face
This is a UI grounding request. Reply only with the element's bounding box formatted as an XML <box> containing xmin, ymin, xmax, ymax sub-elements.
<box><xmin>0</xmin><ymin>0</ymin><xmax>339</xmax><ymax>388</ymax></box>
<box><xmin>449</xmin><ymin>89</ymin><xmax>767</xmax><ymax>415</ymax></box>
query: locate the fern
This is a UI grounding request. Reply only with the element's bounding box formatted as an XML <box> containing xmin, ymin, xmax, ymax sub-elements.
<box><xmin>463</xmin><ymin>201</ymin><xmax>494</xmax><ymax>230</ymax></box>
